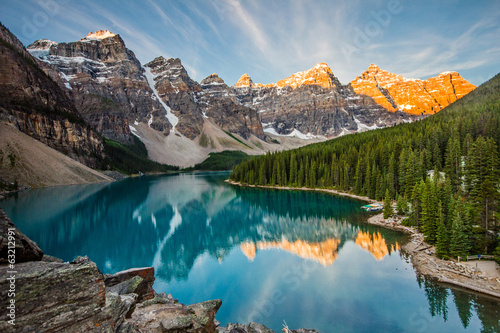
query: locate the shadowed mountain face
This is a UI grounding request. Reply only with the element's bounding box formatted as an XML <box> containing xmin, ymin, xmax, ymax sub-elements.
<box><xmin>27</xmin><ymin>30</ymin><xmax>172</xmax><ymax>144</ymax></box>
<box><xmin>0</xmin><ymin>24</ymin><xmax>105</xmax><ymax>168</ymax></box>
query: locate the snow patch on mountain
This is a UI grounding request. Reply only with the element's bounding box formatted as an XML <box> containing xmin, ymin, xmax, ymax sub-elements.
<box><xmin>144</xmin><ymin>66</ymin><xmax>178</xmax><ymax>131</ymax></box>
<box><xmin>81</xmin><ymin>30</ymin><xmax>116</xmax><ymax>41</ymax></box>
<box><xmin>263</xmin><ymin>126</ymin><xmax>325</xmax><ymax>140</ymax></box>
<box><xmin>353</xmin><ymin>116</ymin><xmax>379</xmax><ymax>132</ymax></box>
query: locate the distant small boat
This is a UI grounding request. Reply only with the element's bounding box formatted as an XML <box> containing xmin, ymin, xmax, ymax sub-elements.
<box><xmin>361</xmin><ymin>203</ymin><xmax>383</xmax><ymax>211</ymax></box>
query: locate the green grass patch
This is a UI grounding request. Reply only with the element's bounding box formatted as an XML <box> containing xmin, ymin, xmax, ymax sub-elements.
<box><xmin>223</xmin><ymin>131</ymin><xmax>252</xmax><ymax>149</ymax></box>
<box><xmin>104</xmin><ymin>136</ymin><xmax>178</xmax><ymax>174</ymax></box>
<box><xmin>185</xmin><ymin>150</ymin><xmax>252</xmax><ymax>171</ymax></box>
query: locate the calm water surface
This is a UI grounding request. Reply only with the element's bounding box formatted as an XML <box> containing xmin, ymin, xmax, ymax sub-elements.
<box><xmin>1</xmin><ymin>173</ymin><xmax>499</xmax><ymax>332</ymax></box>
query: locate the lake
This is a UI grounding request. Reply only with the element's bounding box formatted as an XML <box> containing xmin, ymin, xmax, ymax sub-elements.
<box><xmin>1</xmin><ymin>172</ymin><xmax>499</xmax><ymax>332</ymax></box>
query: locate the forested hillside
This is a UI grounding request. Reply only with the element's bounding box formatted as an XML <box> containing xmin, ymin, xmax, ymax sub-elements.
<box><xmin>230</xmin><ymin>73</ymin><xmax>500</xmax><ymax>257</ymax></box>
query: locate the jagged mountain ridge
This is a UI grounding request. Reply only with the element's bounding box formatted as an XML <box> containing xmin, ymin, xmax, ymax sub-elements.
<box><xmin>25</xmin><ymin>29</ymin><xmax>476</xmax><ymax>167</ymax></box>
<box><xmin>27</xmin><ymin>32</ymin><xmax>269</xmax><ymax>167</ymax></box>
<box><xmin>231</xmin><ymin>63</ymin><xmax>476</xmax><ymax>137</ymax></box>
<box><xmin>232</xmin><ymin>63</ymin><xmax>414</xmax><ymax>138</ymax></box>
<box><xmin>27</xmin><ymin>30</ymin><xmax>172</xmax><ymax>144</ymax></box>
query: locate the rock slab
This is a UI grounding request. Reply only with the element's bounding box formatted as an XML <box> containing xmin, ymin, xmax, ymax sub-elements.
<box><xmin>0</xmin><ymin>209</ymin><xmax>43</xmax><ymax>264</ymax></box>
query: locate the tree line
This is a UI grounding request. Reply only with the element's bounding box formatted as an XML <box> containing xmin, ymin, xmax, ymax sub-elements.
<box><xmin>230</xmin><ymin>73</ymin><xmax>500</xmax><ymax>257</ymax></box>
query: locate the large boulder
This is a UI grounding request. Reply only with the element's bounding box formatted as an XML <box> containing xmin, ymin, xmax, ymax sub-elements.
<box><xmin>104</xmin><ymin>267</ymin><xmax>155</xmax><ymax>302</ymax></box>
<box><xmin>0</xmin><ymin>259</ymin><xmax>106</xmax><ymax>332</ymax></box>
<box><xmin>0</xmin><ymin>209</ymin><xmax>43</xmax><ymax>264</ymax></box>
<box><xmin>129</xmin><ymin>296</ymin><xmax>222</xmax><ymax>333</ymax></box>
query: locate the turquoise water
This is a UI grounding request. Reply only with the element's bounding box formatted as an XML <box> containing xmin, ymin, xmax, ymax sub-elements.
<box><xmin>1</xmin><ymin>172</ymin><xmax>499</xmax><ymax>332</ymax></box>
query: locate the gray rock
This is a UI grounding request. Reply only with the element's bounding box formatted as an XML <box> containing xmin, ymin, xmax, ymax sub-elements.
<box><xmin>42</xmin><ymin>254</ymin><xmax>64</xmax><ymax>263</ymax></box>
<box><xmin>0</xmin><ymin>260</ymin><xmax>105</xmax><ymax>332</ymax></box>
<box><xmin>106</xmin><ymin>275</ymin><xmax>144</xmax><ymax>298</ymax></box>
<box><xmin>71</xmin><ymin>255</ymin><xmax>93</xmax><ymax>265</ymax></box>
<box><xmin>0</xmin><ymin>209</ymin><xmax>43</xmax><ymax>264</ymax></box>
<box><xmin>104</xmin><ymin>266</ymin><xmax>155</xmax><ymax>302</ymax></box>
<box><xmin>225</xmin><ymin>322</ymin><xmax>275</xmax><ymax>333</ymax></box>
<box><xmin>139</xmin><ymin>292</ymin><xmax>177</xmax><ymax>307</ymax></box>
<box><xmin>129</xmin><ymin>298</ymin><xmax>222</xmax><ymax>333</ymax></box>
<box><xmin>221</xmin><ymin>323</ymin><xmax>319</xmax><ymax>333</ymax></box>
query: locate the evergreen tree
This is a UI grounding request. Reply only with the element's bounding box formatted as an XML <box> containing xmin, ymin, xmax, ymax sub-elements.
<box><xmin>396</xmin><ymin>194</ymin><xmax>408</xmax><ymax>215</ymax></box>
<box><xmin>289</xmin><ymin>153</ymin><xmax>298</xmax><ymax>186</ymax></box>
<box><xmin>276</xmin><ymin>161</ymin><xmax>282</xmax><ymax>186</ymax></box>
<box><xmin>383</xmin><ymin>189</ymin><xmax>393</xmax><ymax>219</ymax></box>
<box><xmin>466</xmin><ymin>137</ymin><xmax>500</xmax><ymax>250</ymax></box>
<box><xmin>444</xmin><ymin>130</ymin><xmax>462</xmax><ymax>191</ymax></box>
<box><xmin>435</xmin><ymin>204</ymin><xmax>450</xmax><ymax>258</ymax></box>
<box><xmin>298</xmin><ymin>164</ymin><xmax>304</xmax><ymax>187</ymax></box>
<box><xmin>421</xmin><ymin>179</ymin><xmax>439</xmax><ymax>244</ymax></box>
<box><xmin>449</xmin><ymin>200</ymin><xmax>470</xmax><ymax>258</ymax></box>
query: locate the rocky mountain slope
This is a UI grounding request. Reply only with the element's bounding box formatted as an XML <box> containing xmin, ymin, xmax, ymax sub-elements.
<box><xmin>232</xmin><ymin>63</ymin><xmax>414</xmax><ymax>138</ymax></box>
<box><xmin>0</xmin><ymin>122</ymin><xmax>112</xmax><ymax>188</ymax></box>
<box><xmin>27</xmin><ymin>30</ymin><xmax>171</xmax><ymax>144</ymax></box>
<box><xmin>27</xmin><ymin>32</ymin><xmax>271</xmax><ymax>167</ymax></box>
<box><xmin>350</xmin><ymin>64</ymin><xmax>476</xmax><ymax>115</ymax></box>
<box><xmin>0</xmin><ymin>24</ymin><xmax>106</xmax><ymax>169</ymax></box>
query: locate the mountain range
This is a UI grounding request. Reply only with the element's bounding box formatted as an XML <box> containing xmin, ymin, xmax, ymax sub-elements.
<box><xmin>1</xmin><ymin>27</ymin><xmax>476</xmax><ymax>175</ymax></box>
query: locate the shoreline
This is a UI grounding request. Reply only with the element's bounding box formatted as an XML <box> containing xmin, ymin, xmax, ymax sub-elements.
<box><xmin>227</xmin><ymin>180</ymin><xmax>500</xmax><ymax>299</ymax></box>
<box><xmin>225</xmin><ymin>180</ymin><xmax>378</xmax><ymax>203</ymax></box>
<box><xmin>366</xmin><ymin>213</ymin><xmax>500</xmax><ymax>299</ymax></box>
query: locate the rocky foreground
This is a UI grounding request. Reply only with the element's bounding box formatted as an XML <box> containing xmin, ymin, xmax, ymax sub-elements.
<box><xmin>0</xmin><ymin>210</ymin><xmax>317</xmax><ymax>332</ymax></box>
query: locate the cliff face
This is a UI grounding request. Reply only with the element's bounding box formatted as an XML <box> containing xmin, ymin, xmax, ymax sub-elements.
<box><xmin>0</xmin><ymin>24</ymin><xmax>105</xmax><ymax>168</ymax></box>
<box><xmin>145</xmin><ymin>57</ymin><xmax>264</xmax><ymax>141</ymax></box>
<box><xmin>199</xmin><ymin>73</ymin><xmax>265</xmax><ymax>140</ymax></box>
<box><xmin>144</xmin><ymin>56</ymin><xmax>202</xmax><ymax>139</ymax></box>
<box><xmin>27</xmin><ymin>30</ymin><xmax>172</xmax><ymax>144</ymax></box>
<box><xmin>232</xmin><ymin>63</ymin><xmax>414</xmax><ymax>138</ymax></box>
<box><xmin>350</xmin><ymin>64</ymin><xmax>476</xmax><ymax>115</ymax></box>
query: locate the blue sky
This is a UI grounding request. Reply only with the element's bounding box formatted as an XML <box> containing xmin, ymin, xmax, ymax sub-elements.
<box><xmin>1</xmin><ymin>0</ymin><xmax>499</xmax><ymax>86</ymax></box>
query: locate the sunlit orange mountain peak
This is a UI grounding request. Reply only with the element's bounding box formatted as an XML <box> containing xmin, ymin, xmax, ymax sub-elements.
<box><xmin>275</xmin><ymin>62</ymin><xmax>338</xmax><ymax>89</ymax></box>
<box><xmin>80</xmin><ymin>30</ymin><xmax>116</xmax><ymax>41</ymax></box>
<box><xmin>235</xmin><ymin>63</ymin><xmax>340</xmax><ymax>90</ymax></box>
<box><xmin>234</xmin><ymin>73</ymin><xmax>264</xmax><ymax>88</ymax></box>
<box><xmin>350</xmin><ymin>65</ymin><xmax>476</xmax><ymax>115</ymax></box>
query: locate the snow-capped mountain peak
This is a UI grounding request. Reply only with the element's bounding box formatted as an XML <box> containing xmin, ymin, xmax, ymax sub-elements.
<box><xmin>81</xmin><ymin>30</ymin><xmax>116</xmax><ymax>41</ymax></box>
